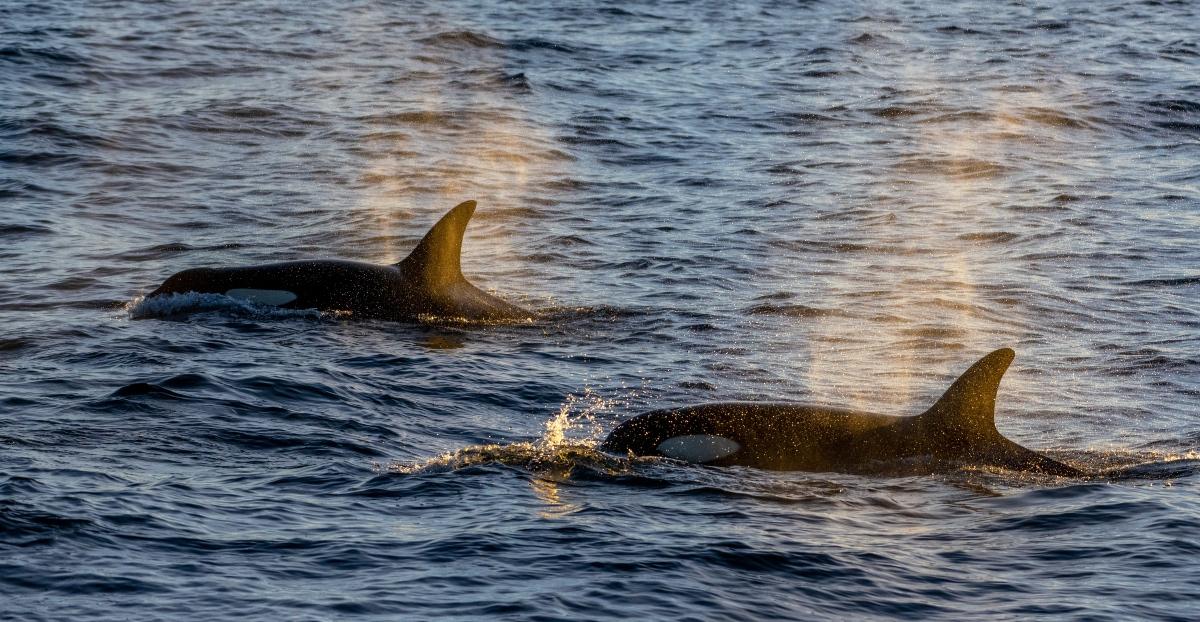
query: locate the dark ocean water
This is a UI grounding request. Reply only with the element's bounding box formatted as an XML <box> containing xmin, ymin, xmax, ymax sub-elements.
<box><xmin>2</xmin><ymin>0</ymin><xmax>1199</xmax><ymax>619</ymax></box>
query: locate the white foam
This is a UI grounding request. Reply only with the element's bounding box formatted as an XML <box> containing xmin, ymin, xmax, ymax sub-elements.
<box><xmin>656</xmin><ymin>435</ymin><xmax>741</xmax><ymax>463</ymax></box>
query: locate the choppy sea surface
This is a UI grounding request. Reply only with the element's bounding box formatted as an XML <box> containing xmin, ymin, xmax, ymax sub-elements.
<box><xmin>2</xmin><ymin>0</ymin><xmax>1199</xmax><ymax>619</ymax></box>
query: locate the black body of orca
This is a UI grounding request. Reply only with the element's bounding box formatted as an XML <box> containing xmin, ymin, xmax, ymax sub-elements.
<box><xmin>601</xmin><ymin>349</ymin><xmax>1083</xmax><ymax>476</ymax></box>
<box><xmin>146</xmin><ymin>200</ymin><xmax>530</xmax><ymax>322</ymax></box>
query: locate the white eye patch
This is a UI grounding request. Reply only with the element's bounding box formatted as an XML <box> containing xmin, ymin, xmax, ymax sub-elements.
<box><xmin>225</xmin><ymin>289</ymin><xmax>298</xmax><ymax>306</ymax></box>
<box><xmin>656</xmin><ymin>435</ymin><xmax>741</xmax><ymax>463</ymax></box>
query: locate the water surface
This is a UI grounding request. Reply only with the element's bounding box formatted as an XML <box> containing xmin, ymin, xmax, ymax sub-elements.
<box><xmin>2</xmin><ymin>0</ymin><xmax>1199</xmax><ymax>619</ymax></box>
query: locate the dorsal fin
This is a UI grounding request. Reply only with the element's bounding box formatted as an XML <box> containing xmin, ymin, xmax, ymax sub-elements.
<box><xmin>396</xmin><ymin>200</ymin><xmax>476</xmax><ymax>285</ymax></box>
<box><xmin>917</xmin><ymin>348</ymin><xmax>1015</xmax><ymax>440</ymax></box>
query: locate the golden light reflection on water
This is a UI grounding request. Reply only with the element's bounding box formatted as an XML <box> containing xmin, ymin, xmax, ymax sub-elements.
<box><xmin>529</xmin><ymin>477</ymin><xmax>579</xmax><ymax>520</ymax></box>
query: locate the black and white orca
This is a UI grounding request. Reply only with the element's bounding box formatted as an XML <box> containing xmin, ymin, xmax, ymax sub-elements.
<box><xmin>146</xmin><ymin>200</ymin><xmax>530</xmax><ymax>322</ymax></box>
<box><xmin>601</xmin><ymin>349</ymin><xmax>1083</xmax><ymax>476</ymax></box>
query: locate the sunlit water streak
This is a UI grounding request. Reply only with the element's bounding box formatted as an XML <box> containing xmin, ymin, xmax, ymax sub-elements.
<box><xmin>2</xmin><ymin>0</ymin><xmax>1199</xmax><ymax>619</ymax></box>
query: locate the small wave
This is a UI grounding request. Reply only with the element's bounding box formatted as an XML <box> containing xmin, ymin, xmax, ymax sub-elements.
<box><xmin>770</xmin><ymin>111</ymin><xmax>839</xmax><ymax>125</ymax></box>
<box><xmin>1021</xmin><ymin>108</ymin><xmax>1092</xmax><ymax>129</ymax></box>
<box><xmin>0</xmin><ymin>118</ymin><xmax>122</xmax><ymax>149</ymax></box>
<box><xmin>0</xmin><ymin>223</ymin><xmax>54</xmax><ymax>237</ymax></box>
<box><xmin>1154</xmin><ymin>121</ymin><xmax>1200</xmax><ymax>134</ymax></box>
<box><xmin>1031</xmin><ymin>20</ymin><xmax>1070</xmax><ymax>31</ymax></box>
<box><xmin>110</xmin><ymin>382</ymin><xmax>187</xmax><ymax>399</ymax></box>
<box><xmin>744</xmin><ymin>303</ymin><xmax>848</xmax><ymax>318</ymax></box>
<box><xmin>417</xmin><ymin>30</ymin><xmax>506</xmax><ymax>49</ymax></box>
<box><xmin>1142</xmin><ymin>98</ymin><xmax>1200</xmax><ymax>134</ymax></box>
<box><xmin>216</xmin><ymin>105</ymin><xmax>284</xmax><ymax>119</ymax></box>
<box><xmin>360</xmin><ymin>110</ymin><xmax>478</xmax><ymax>129</ymax></box>
<box><xmin>510</xmin><ymin>37</ymin><xmax>578</xmax><ymax>54</ymax></box>
<box><xmin>892</xmin><ymin>157</ymin><xmax>1013</xmax><ymax>179</ymax></box>
<box><xmin>1145</xmin><ymin>98</ymin><xmax>1200</xmax><ymax>114</ymax></box>
<box><xmin>989</xmin><ymin>500</ymin><xmax>1154</xmax><ymax>533</ymax></box>
<box><xmin>936</xmin><ymin>25</ymin><xmax>988</xmax><ymax>35</ymax></box>
<box><xmin>207</xmin><ymin>428</ymin><xmax>384</xmax><ymax>456</ymax></box>
<box><xmin>0</xmin><ymin>149</ymin><xmax>88</xmax><ymax>166</ymax></box>
<box><xmin>0</xmin><ymin>501</ymin><xmax>92</xmax><ymax>542</ymax></box>
<box><xmin>957</xmin><ymin>231</ymin><xmax>1021</xmax><ymax>243</ymax></box>
<box><xmin>45</xmin><ymin>276</ymin><xmax>97</xmax><ymax>292</ymax></box>
<box><xmin>495</xmin><ymin>71</ymin><xmax>531</xmax><ymax>92</ymax></box>
<box><xmin>1125</xmin><ymin>276</ymin><xmax>1200</xmax><ymax>288</ymax></box>
<box><xmin>0</xmin><ymin>337</ymin><xmax>37</xmax><ymax>353</ymax></box>
<box><xmin>921</xmin><ymin>110</ymin><xmax>995</xmax><ymax>124</ymax></box>
<box><xmin>849</xmin><ymin>32</ymin><xmax>894</xmax><ymax>46</ymax></box>
<box><xmin>898</xmin><ymin>325</ymin><xmax>968</xmax><ymax>339</ymax></box>
<box><xmin>548</xmin><ymin>234</ymin><xmax>595</xmax><ymax>247</ymax></box>
<box><xmin>0</xmin><ymin>179</ymin><xmax>66</xmax><ymax>198</ymax></box>
<box><xmin>768</xmin><ymin>238</ymin><xmax>924</xmax><ymax>256</ymax></box>
<box><xmin>1034</xmin><ymin>448</ymin><xmax>1200</xmax><ymax>480</ymax></box>
<box><xmin>870</xmin><ymin>105</ymin><xmax>941</xmax><ymax>119</ymax></box>
<box><xmin>1111</xmin><ymin>458</ymin><xmax>1200</xmax><ymax>480</ymax></box>
<box><xmin>106</xmin><ymin>242</ymin><xmax>196</xmax><ymax>261</ymax></box>
<box><xmin>698</xmin><ymin>542</ymin><xmax>855</xmax><ymax>576</ymax></box>
<box><xmin>142</xmin><ymin>62</ymin><xmax>267</xmax><ymax>80</ymax></box>
<box><xmin>0</xmin><ymin>45</ymin><xmax>88</xmax><ymax>66</ymax></box>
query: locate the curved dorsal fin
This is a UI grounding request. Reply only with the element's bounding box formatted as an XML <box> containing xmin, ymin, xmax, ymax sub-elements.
<box><xmin>396</xmin><ymin>200</ymin><xmax>476</xmax><ymax>285</ymax></box>
<box><xmin>918</xmin><ymin>348</ymin><xmax>1015</xmax><ymax>439</ymax></box>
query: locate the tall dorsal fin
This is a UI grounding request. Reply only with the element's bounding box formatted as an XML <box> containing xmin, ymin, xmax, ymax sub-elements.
<box><xmin>396</xmin><ymin>200</ymin><xmax>476</xmax><ymax>285</ymax></box>
<box><xmin>917</xmin><ymin>348</ymin><xmax>1015</xmax><ymax>439</ymax></box>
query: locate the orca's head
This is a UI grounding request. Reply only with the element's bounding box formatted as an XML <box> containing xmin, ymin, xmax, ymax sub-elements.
<box><xmin>601</xmin><ymin>409</ymin><xmax>743</xmax><ymax>464</ymax></box>
<box><xmin>600</xmin><ymin>413</ymin><xmax>671</xmax><ymax>456</ymax></box>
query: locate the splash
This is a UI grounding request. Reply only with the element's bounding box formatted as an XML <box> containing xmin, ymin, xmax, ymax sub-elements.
<box><xmin>539</xmin><ymin>387</ymin><xmax>610</xmax><ymax>447</ymax></box>
<box><xmin>388</xmin><ymin>388</ymin><xmax>623</xmax><ymax>476</ymax></box>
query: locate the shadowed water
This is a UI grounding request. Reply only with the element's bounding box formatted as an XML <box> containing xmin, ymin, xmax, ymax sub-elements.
<box><xmin>2</xmin><ymin>0</ymin><xmax>1198</xmax><ymax>619</ymax></box>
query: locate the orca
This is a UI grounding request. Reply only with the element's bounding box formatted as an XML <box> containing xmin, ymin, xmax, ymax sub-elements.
<box><xmin>145</xmin><ymin>200</ymin><xmax>531</xmax><ymax>322</ymax></box>
<box><xmin>601</xmin><ymin>349</ymin><xmax>1083</xmax><ymax>476</ymax></box>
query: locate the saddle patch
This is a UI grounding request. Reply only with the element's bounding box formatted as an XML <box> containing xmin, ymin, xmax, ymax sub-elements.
<box><xmin>225</xmin><ymin>288</ymin><xmax>298</xmax><ymax>306</ymax></box>
<box><xmin>656</xmin><ymin>435</ymin><xmax>741</xmax><ymax>463</ymax></box>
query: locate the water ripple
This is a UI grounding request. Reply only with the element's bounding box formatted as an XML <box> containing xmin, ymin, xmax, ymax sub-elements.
<box><xmin>1</xmin><ymin>0</ymin><xmax>1198</xmax><ymax>619</ymax></box>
